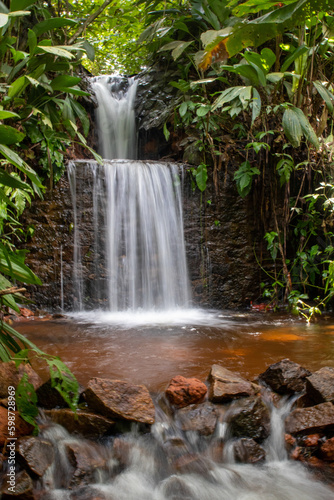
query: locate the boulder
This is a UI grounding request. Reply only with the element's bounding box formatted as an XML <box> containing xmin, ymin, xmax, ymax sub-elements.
<box><xmin>285</xmin><ymin>402</ymin><xmax>334</xmax><ymax>435</ymax></box>
<box><xmin>17</xmin><ymin>437</ymin><xmax>54</xmax><ymax>477</ymax></box>
<box><xmin>1</xmin><ymin>470</ymin><xmax>34</xmax><ymax>499</ymax></box>
<box><xmin>258</xmin><ymin>359</ymin><xmax>311</xmax><ymax>395</ymax></box>
<box><xmin>228</xmin><ymin>396</ymin><xmax>270</xmax><ymax>442</ymax></box>
<box><xmin>320</xmin><ymin>437</ymin><xmax>334</xmax><ymax>461</ymax></box>
<box><xmin>233</xmin><ymin>438</ymin><xmax>266</xmax><ymax>464</ymax></box>
<box><xmin>36</xmin><ymin>379</ymin><xmax>69</xmax><ymax>409</ymax></box>
<box><xmin>175</xmin><ymin>402</ymin><xmax>218</xmax><ymax>436</ymax></box>
<box><xmin>0</xmin><ymin>361</ymin><xmax>42</xmax><ymax>398</ymax></box>
<box><xmin>0</xmin><ymin>407</ymin><xmax>33</xmax><ymax>446</ymax></box>
<box><xmin>44</xmin><ymin>409</ymin><xmax>115</xmax><ymax>438</ymax></box>
<box><xmin>165</xmin><ymin>375</ymin><xmax>207</xmax><ymax>408</ymax></box>
<box><xmin>84</xmin><ymin>378</ymin><xmax>155</xmax><ymax>425</ymax></box>
<box><xmin>306</xmin><ymin>367</ymin><xmax>334</xmax><ymax>404</ymax></box>
<box><xmin>208</xmin><ymin>365</ymin><xmax>254</xmax><ymax>403</ymax></box>
<box><xmin>65</xmin><ymin>441</ymin><xmax>107</xmax><ymax>487</ymax></box>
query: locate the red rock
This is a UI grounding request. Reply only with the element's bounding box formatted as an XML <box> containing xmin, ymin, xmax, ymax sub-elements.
<box><xmin>165</xmin><ymin>375</ymin><xmax>207</xmax><ymax>408</ymax></box>
<box><xmin>84</xmin><ymin>378</ymin><xmax>155</xmax><ymax>424</ymax></box>
<box><xmin>291</xmin><ymin>446</ymin><xmax>304</xmax><ymax>461</ymax></box>
<box><xmin>19</xmin><ymin>307</ymin><xmax>34</xmax><ymax>318</ymax></box>
<box><xmin>321</xmin><ymin>437</ymin><xmax>334</xmax><ymax>461</ymax></box>
<box><xmin>304</xmin><ymin>433</ymin><xmax>321</xmax><ymax>447</ymax></box>
<box><xmin>0</xmin><ymin>407</ymin><xmax>33</xmax><ymax>446</ymax></box>
<box><xmin>0</xmin><ymin>361</ymin><xmax>42</xmax><ymax>398</ymax></box>
<box><xmin>284</xmin><ymin>433</ymin><xmax>296</xmax><ymax>450</ymax></box>
<box><xmin>208</xmin><ymin>365</ymin><xmax>254</xmax><ymax>403</ymax></box>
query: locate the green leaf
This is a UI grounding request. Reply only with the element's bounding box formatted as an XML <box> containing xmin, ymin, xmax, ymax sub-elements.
<box><xmin>8</xmin><ymin>76</ymin><xmax>27</xmax><ymax>98</ymax></box>
<box><xmin>27</xmin><ymin>28</ymin><xmax>37</xmax><ymax>55</ymax></box>
<box><xmin>81</xmin><ymin>40</ymin><xmax>95</xmax><ymax>62</ymax></box>
<box><xmin>0</xmin><ymin>274</ymin><xmax>20</xmax><ymax>312</ymax></box>
<box><xmin>282</xmin><ymin>107</ymin><xmax>303</xmax><ymax>147</ymax></box>
<box><xmin>196</xmin><ymin>105</ymin><xmax>211</xmax><ymax>117</ymax></box>
<box><xmin>172</xmin><ymin>41</ymin><xmax>193</xmax><ymax>60</ymax></box>
<box><xmin>0</xmin><ymin>124</ymin><xmax>25</xmax><ymax>144</ymax></box>
<box><xmin>0</xmin><ymin>169</ymin><xmax>30</xmax><ymax>191</ymax></box>
<box><xmin>70</xmin><ymin>99</ymin><xmax>90</xmax><ymax>136</ymax></box>
<box><xmin>0</xmin><ymin>246</ymin><xmax>42</xmax><ymax>284</ymax></box>
<box><xmin>251</xmin><ymin>87</ymin><xmax>261</xmax><ymax>124</ymax></box>
<box><xmin>33</xmin><ymin>18</ymin><xmax>76</xmax><ymax>37</ymax></box>
<box><xmin>1</xmin><ymin>320</ymin><xmax>43</xmax><ymax>353</ymax></box>
<box><xmin>195</xmin><ymin>163</ymin><xmax>208</xmax><ymax>192</ymax></box>
<box><xmin>163</xmin><ymin>121</ymin><xmax>170</xmax><ymax>141</ymax></box>
<box><xmin>45</xmin><ymin>357</ymin><xmax>79</xmax><ymax>412</ymax></box>
<box><xmin>10</xmin><ymin>0</ymin><xmax>35</xmax><ymax>11</ymax></box>
<box><xmin>16</xmin><ymin>372</ymin><xmax>39</xmax><ymax>431</ymax></box>
<box><xmin>179</xmin><ymin>101</ymin><xmax>188</xmax><ymax>117</ymax></box>
<box><xmin>37</xmin><ymin>45</ymin><xmax>74</xmax><ymax>59</ymax></box>
<box><xmin>0</xmin><ymin>144</ymin><xmax>44</xmax><ymax>194</ymax></box>
<box><xmin>313</xmin><ymin>80</ymin><xmax>334</xmax><ymax>113</ymax></box>
<box><xmin>281</xmin><ymin>44</ymin><xmax>308</xmax><ymax>72</ymax></box>
<box><xmin>50</xmin><ymin>75</ymin><xmax>82</xmax><ymax>90</ymax></box>
<box><xmin>0</xmin><ymin>110</ymin><xmax>19</xmax><ymax>119</ymax></box>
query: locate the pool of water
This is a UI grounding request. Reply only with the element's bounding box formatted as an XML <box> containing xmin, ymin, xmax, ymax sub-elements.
<box><xmin>14</xmin><ymin>308</ymin><xmax>334</xmax><ymax>391</ymax></box>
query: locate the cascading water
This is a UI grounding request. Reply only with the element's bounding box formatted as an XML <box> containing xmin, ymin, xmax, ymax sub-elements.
<box><xmin>68</xmin><ymin>76</ymin><xmax>190</xmax><ymax>312</ymax></box>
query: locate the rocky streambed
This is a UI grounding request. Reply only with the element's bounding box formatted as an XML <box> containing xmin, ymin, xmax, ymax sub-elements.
<box><xmin>0</xmin><ymin>358</ymin><xmax>334</xmax><ymax>499</ymax></box>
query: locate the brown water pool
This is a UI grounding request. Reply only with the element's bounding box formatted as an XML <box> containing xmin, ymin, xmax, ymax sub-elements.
<box><xmin>14</xmin><ymin>308</ymin><xmax>334</xmax><ymax>392</ymax></box>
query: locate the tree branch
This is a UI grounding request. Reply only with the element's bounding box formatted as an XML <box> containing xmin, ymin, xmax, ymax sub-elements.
<box><xmin>68</xmin><ymin>0</ymin><xmax>115</xmax><ymax>45</ymax></box>
<box><xmin>0</xmin><ymin>287</ymin><xmax>26</xmax><ymax>296</ymax></box>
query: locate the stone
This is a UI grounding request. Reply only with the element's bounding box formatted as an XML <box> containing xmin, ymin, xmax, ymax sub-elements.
<box><xmin>173</xmin><ymin>452</ymin><xmax>211</xmax><ymax>475</ymax></box>
<box><xmin>303</xmin><ymin>434</ymin><xmax>322</xmax><ymax>447</ymax></box>
<box><xmin>17</xmin><ymin>436</ymin><xmax>54</xmax><ymax>477</ymax></box>
<box><xmin>36</xmin><ymin>379</ymin><xmax>68</xmax><ymax>409</ymax></box>
<box><xmin>44</xmin><ymin>409</ymin><xmax>115</xmax><ymax>438</ymax></box>
<box><xmin>306</xmin><ymin>367</ymin><xmax>334</xmax><ymax>404</ymax></box>
<box><xmin>175</xmin><ymin>402</ymin><xmax>218</xmax><ymax>436</ymax></box>
<box><xmin>233</xmin><ymin>438</ymin><xmax>266</xmax><ymax>464</ymax></box>
<box><xmin>84</xmin><ymin>378</ymin><xmax>155</xmax><ymax>425</ymax></box>
<box><xmin>228</xmin><ymin>396</ymin><xmax>270</xmax><ymax>442</ymax></box>
<box><xmin>0</xmin><ymin>407</ymin><xmax>33</xmax><ymax>446</ymax></box>
<box><xmin>70</xmin><ymin>486</ymin><xmax>109</xmax><ymax>500</ymax></box>
<box><xmin>165</xmin><ymin>375</ymin><xmax>207</xmax><ymax>408</ymax></box>
<box><xmin>258</xmin><ymin>359</ymin><xmax>311</xmax><ymax>395</ymax></box>
<box><xmin>321</xmin><ymin>437</ymin><xmax>334</xmax><ymax>461</ymax></box>
<box><xmin>0</xmin><ymin>361</ymin><xmax>42</xmax><ymax>398</ymax></box>
<box><xmin>160</xmin><ymin>475</ymin><xmax>193</xmax><ymax>500</ymax></box>
<box><xmin>208</xmin><ymin>365</ymin><xmax>254</xmax><ymax>403</ymax></box>
<box><xmin>285</xmin><ymin>402</ymin><xmax>334</xmax><ymax>435</ymax></box>
<box><xmin>1</xmin><ymin>470</ymin><xmax>34</xmax><ymax>499</ymax></box>
<box><xmin>65</xmin><ymin>441</ymin><xmax>107</xmax><ymax>487</ymax></box>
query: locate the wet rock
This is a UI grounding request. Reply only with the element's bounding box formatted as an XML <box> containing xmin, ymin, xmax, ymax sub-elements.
<box><xmin>0</xmin><ymin>361</ymin><xmax>42</xmax><ymax>398</ymax></box>
<box><xmin>233</xmin><ymin>438</ymin><xmax>266</xmax><ymax>464</ymax></box>
<box><xmin>70</xmin><ymin>486</ymin><xmax>109</xmax><ymax>500</ymax></box>
<box><xmin>0</xmin><ymin>407</ymin><xmax>33</xmax><ymax>446</ymax></box>
<box><xmin>165</xmin><ymin>375</ymin><xmax>207</xmax><ymax>408</ymax></box>
<box><xmin>306</xmin><ymin>367</ymin><xmax>334</xmax><ymax>404</ymax></box>
<box><xmin>175</xmin><ymin>402</ymin><xmax>218</xmax><ymax>436</ymax></box>
<box><xmin>284</xmin><ymin>433</ymin><xmax>296</xmax><ymax>452</ymax></box>
<box><xmin>65</xmin><ymin>441</ymin><xmax>107</xmax><ymax>487</ymax></box>
<box><xmin>84</xmin><ymin>378</ymin><xmax>155</xmax><ymax>424</ymax></box>
<box><xmin>258</xmin><ymin>359</ymin><xmax>311</xmax><ymax>395</ymax></box>
<box><xmin>163</xmin><ymin>436</ymin><xmax>189</xmax><ymax>463</ymax></box>
<box><xmin>321</xmin><ymin>437</ymin><xmax>334</xmax><ymax>461</ymax></box>
<box><xmin>208</xmin><ymin>365</ymin><xmax>254</xmax><ymax>403</ymax></box>
<box><xmin>285</xmin><ymin>402</ymin><xmax>334</xmax><ymax>435</ymax></box>
<box><xmin>17</xmin><ymin>436</ymin><xmax>54</xmax><ymax>477</ymax></box>
<box><xmin>160</xmin><ymin>475</ymin><xmax>194</xmax><ymax>499</ymax></box>
<box><xmin>229</xmin><ymin>396</ymin><xmax>270</xmax><ymax>442</ymax></box>
<box><xmin>173</xmin><ymin>452</ymin><xmax>212</xmax><ymax>475</ymax></box>
<box><xmin>36</xmin><ymin>379</ymin><xmax>69</xmax><ymax>409</ymax></box>
<box><xmin>44</xmin><ymin>408</ymin><xmax>115</xmax><ymax>438</ymax></box>
<box><xmin>1</xmin><ymin>470</ymin><xmax>34</xmax><ymax>499</ymax></box>
<box><xmin>303</xmin><ymin>433</ymin><xmax>322</xmax><ymax>447</ymax></box>
<box><xmin>112</xmin><ymin>437</ymin><xmax>133</xmax><ymax>468</ymax></box>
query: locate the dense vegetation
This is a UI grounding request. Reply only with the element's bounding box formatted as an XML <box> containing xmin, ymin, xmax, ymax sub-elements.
<box><xmin>0</xmin><ymin>0</ymin><xmax>333</xmax><ymax>423</ymax></box>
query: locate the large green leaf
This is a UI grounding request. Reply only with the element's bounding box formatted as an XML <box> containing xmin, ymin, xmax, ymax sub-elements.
<box><xmin>0</xmin><ymin>246</ymin><xmax>42</xmax><ymax>285</ymax></box>
<box><xmin>10</xmin><ymin>0</ymin><xmax>35</xmax><ymax>12</ymax></box>
<box><xmin>0</xmin><ymin>274</ymin><xmax>20</xmax><ymax>312</ymax></box>
<box><xmin>70</xmin><ymin>99</ymin><xmax>90</xmax><ymax>136</ymax></box>
<box><xmin>33</xmin><ymin>18</ymin><xmax>77</xmax><ymax>37</ymax></box>
<box><xmin>37</xmin><ymin>45</ymin><xmax>75</xmax><ymax>59</ymax></box>
<box><xmin>0</xmin><ymin>145</ymin><xmax>44</xmax><ymax>194</ymax></box>
<box><xmin>313</xmin><ymin>80</ymin><xmax>334</xmax><ymax>113</ymax></box>
<box><xmin>195</xmin><ymin>163</ymin><xmax>208</xmax><ymax>192</ymax></box>
<box><xmin>0</xmin><ymin>124</ymin><xmax>25</xmax><ymax>144</ymax></box>
<box><xmin>0</xmin><ymin>110</ymin><xmax>20</xmax><ymax>119</ymax></box>
<box><xmin>282</xmin><ymin>107</ymin><xmax>303</xmax><ymax>147</ymax></box>
<box><xmin>51</xmin><ymin>75</ymin><xmax>81</xmax><ymax>90</ymax></box>
<box><xmin>0</xmin><ymin>169</ymin><xmax>31</xmax><ymax>191</ymax></box>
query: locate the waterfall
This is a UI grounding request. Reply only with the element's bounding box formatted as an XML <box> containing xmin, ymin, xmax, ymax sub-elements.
<box><xmin>91</xmin><ymin>75</ymin><xmax>138</xmax><ymax>160</ymax></box>
<box><xmin>68</xmin><ymin>75</ymin><xmax>190</xmax><ymax>312</ymax></box>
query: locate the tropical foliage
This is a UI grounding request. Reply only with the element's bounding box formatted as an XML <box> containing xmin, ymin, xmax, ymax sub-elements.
<box><xmin>137</xmin><ymin>0</ymin><xmax>334</xmax><ymax>319</ymax></box>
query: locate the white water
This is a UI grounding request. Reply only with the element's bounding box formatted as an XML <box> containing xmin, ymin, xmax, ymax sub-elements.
<box><xmin>91</xmin><ymin>75</ymin><xmax>138</xmax><ymax>160</ymax></box>
<box><xmin>37</xmin><ymin>401</ymin><xmax>333</xmax><ymax>500</ymax></box>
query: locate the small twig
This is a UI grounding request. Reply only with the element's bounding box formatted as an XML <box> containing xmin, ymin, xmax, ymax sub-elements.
<box><xmin>0</xmin><ymin>287</ymin><xmax>26</xmax><ymax>296</ymax></box>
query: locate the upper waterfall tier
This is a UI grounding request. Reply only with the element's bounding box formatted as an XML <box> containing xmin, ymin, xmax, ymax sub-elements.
<box><xmin>68</xmin><ymin>160</ymin><xmax>191</xmax><ymax>312</ymax></box>
<box><xmin>91</xmin><ymin>75</ymin><xmax>138</xmax><ymax>160</ymax></box>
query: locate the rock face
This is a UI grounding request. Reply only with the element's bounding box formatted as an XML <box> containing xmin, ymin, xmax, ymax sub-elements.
<box><xmin>228</xmin><ymin>396</ymin><xmax>270</xmax><ymax>442</ymax></box>
<box><xmin>65</xmin><ymin>441</ymin><xmax>107</xmax><ymax>487</ymax></box>
<box><xmin>233</xmin><ymin>438</ymin><xmax>266</xmax><ymax>464</ymax></box>
<box><xmin>306</xmin><ymin>367</ymin><xmax>334</xmax><ymax>404</ymax></box>
<box><xmin>208</xmin><ymin>365</ymin><xmax>254</xmax><ymax>403</ymax></box>
<box><xmin>165</xmin><ymin>375</ymin><xmax>207</xmax><ymax>408</ymax></box>
<box><xmin>1</xmin><ymin>470</ymin><xmax>34</xmax><ymax>499</ymax></box>
<box><xmin>175</xmin><ymin>403</ymin><xmax>218</xmax><ymax>436</ymax></box>
<box><xmin>44</xmin><ymin>409</ymin><xmax>115</xmax><ymax>438</ymax></box>
<box><xmin>84</xmin><ymin>378</ymin><xmax>155</xmax><ymax>425</ymax></box>
<box><xmin>0</xmin><ymin>362</ymin><xmax>42</xmax><ymax>398</ymax></box>
<box><xmin>17</xmin><ymin>437</ymin><xmax>54</xmax><ymax>477</ymax></box>
<box><xmin>258</xmin><ymin>358</ymin><xmax>311</xmax><ymax>394</ymax></box>
<box><xmin>285</xmin><ymin>402</ymin><xmax>334</xmax><ymax>435</ymax></box>
<box><xmin>0</xmin><ymin>407</ymin><xmax>33</xmax><ymax>446</ymax></box>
